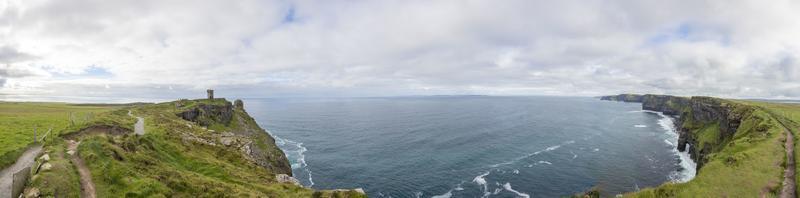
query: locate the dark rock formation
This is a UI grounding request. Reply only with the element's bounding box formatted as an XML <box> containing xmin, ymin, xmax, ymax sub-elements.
<box><xmin>177</xmin><ymin>102</ymin><xmax>234</xmax><ymax>127</ymax></box>
<box><xmin>234</xmin><ymin>99</ymin><xmax>244</xmax><ymax>109</ymax></box>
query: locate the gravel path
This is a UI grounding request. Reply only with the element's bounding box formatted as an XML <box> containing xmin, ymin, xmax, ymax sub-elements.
<box><xmin>67</xmin><ymin>140</ymin><xmax>96</xmax><ymax>198</ymax></box>
<box><xmin>128</xmin><ymin>110</ymin><xmax>145</xmax><ymax>135</ymax></box>
<box><xmin>780</xmin><ymin>126</ymin><xmax>796</xmax><ymax>198</ymax></box>
<box><xmin>0</xmin><ymin>145</ymin><xmax>42</xmax><ymax>198</ymax></box>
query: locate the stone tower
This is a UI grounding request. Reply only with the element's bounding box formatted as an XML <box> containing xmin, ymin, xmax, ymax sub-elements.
<box><xmin>207</xmin><ymin>89</ymin><xmax>214</xmax><ymax>100</ymax></box>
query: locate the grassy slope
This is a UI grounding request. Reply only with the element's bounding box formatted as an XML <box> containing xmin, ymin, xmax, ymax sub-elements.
<box><xmin>626</xmin><ymin>100</ymin><xmax>785</xmax><ymax>197</ymax></box>
<box><xmin>0</xmin><ymin>102</ymin><xmax>113</xmax><ymax>169</ymax></box>
<box><xmin>24</xmin><ymin>99</ymin><xmax>366</xmax><ymax>197</ymax></box>
<box><xmin>740</xmin><ymin>101</ymin><xmax>800</xmax><ymax>195</ymax></box>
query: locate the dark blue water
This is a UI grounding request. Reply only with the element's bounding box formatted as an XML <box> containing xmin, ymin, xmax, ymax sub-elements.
<box><xmin>243</xmin><ymin>96</ymin><xmax>694</xmax><ymax>197</ymax></box>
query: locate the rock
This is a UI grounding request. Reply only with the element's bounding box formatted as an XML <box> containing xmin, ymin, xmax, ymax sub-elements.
<box><xmin>67</xmin><ymin>150</ymin><xmax>76</xmax><ymax>155</ymax></box>
<box><xmin>40</xmin><ymin>163</ymin><xmax>52</xmax><ymax>171</ymax></box>
<box><xmin>276</xmin><ymin>174</ymin><xmax>301</xmax><ymax>186</ymax></box>
<box><xmin>23</xmin><ymin>187</ymin><xmax>40</xmax><ymax>198</ymax></box>
<box><xmin>234</xmin><ymin>99</ymin><xmax>244</xmax><ymax>109</ymax></box>
<box><xmin>39</xmin><ymin>154</ymin><xmax>50</xmax><ymax>162</ymax></box>
<box><xmin>176</xmin><ymin>102</ymin><xmax>234</xmax><ymax>127</ymax></box>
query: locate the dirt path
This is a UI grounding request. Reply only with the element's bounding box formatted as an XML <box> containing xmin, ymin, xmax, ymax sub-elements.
<box><xmin>128</xmin><ymin>110</ymin><xmax>145</xmax><ymax>135</ymax></box>
<box><xmin>780</xmin><ymin>126</ymin><xmax>796</xmax><ymax>198</ymax></box>
<box><xmin>0</xmin><ymin>145</ymin><xmax>42</xmax><ymax>198</ymax></box>
<box><xmin>67</xmin><ymin>140</ymin><xmax>96</xmax><ymax>198</ymax></box>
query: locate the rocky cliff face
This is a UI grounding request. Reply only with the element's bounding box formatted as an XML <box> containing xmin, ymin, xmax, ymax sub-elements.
<box><xmin>600</xmin><ymin>94</ymin><xmax>752</xmax><ymax>170</ymax></box>
<box><xmin>674</xmin><ymin>97</ymin><xmax>757</xmax><ymax>169</ymax></box>
<box><xmin>177</xmin><ymin>100</ymin><xmax>292</xmax><ymax>175</ymax></box>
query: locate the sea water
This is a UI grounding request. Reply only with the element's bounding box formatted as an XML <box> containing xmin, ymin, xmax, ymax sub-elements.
<box><xmin>243</xmin><ymin>96</ymin><xmax>695</xmax><ymax>197</ymax></box>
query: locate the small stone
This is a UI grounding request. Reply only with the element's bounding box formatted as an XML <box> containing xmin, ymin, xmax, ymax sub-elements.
<box><xmin>39</xmin><ymin>154</ymin><xmax>50</xmax><ymax>161</ymax></box>
<box><xmin>276</xmin><ymin>174</ymin><xmax>301</xmax><ymax>186</ymax></box>
<box><xmin>67</xmin><ymin>150</ymin><xmax>76</xmax><ymax>155</ymax></box>
<box><xmin>40</xmin><ymin>163</ymin><xmax>52</xmax><ymax>171</ymax></box>
<box><xmin>23</xmin><ymin>187</ymin><xmax>40</xmax><ymax>198</ymax></box>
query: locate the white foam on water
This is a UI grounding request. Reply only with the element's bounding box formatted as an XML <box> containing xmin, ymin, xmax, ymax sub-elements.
<box><xmin>431</xmin><ymin>190</ymin><xmax>452</xmax><ymax>198</ymax></box>
<box><xmin>512</xmin><ymin>169</ymin><xmax>519</xmax><ymax>174</ymax></box>
<box><xmin>490</xmin><ymin>140</ymin><xmax>574</xmax><ymax>168</ymax></box>
<box><xmin>537</xmin><ymin>161</ymin><xmax>552</xmax><ymax>165</ymax></box>
<box><xmin>503</xmin><ymin>182</ymin><xmax>531</xmax><ymax>198</ymax></box>
<box><xmin>634</xmin><ymin>124</ymin><xmax>647</xmax><ymax>128</ymax></box>
<box><xmin>414</xmin><ymin>191</ymin><xmax>423</xmax><ymax>198</ymax></box>
<box><xmin>570</xmin><ymin>151</ymin><xmax>578</xmax><ymax>159</ymax></box>
<box><xmin>272</xmin><ymin>134</ymin><xmax>315</xmax><ymax>187</ymax></box>
<box><xmin>473</xmin><ymin>171</ymin><xmax>491</xmax><ymax>196</ymax></box>
<box><xmin>593</xmin><ymin>148</ymin><xmax>600</xmax><ymax>152</ymax></box>
<box><xmin>643</xmin><ymin>110</ymin><xmax>697</xmax><ymax>182</ymax></box>
<box><xmin>454</xmin><ymin>183</ymin><xmax>464</xmax><ymax>191</ymax></box>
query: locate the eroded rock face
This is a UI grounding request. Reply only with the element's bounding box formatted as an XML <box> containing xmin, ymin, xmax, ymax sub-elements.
<box><xmin>177</xmin><ymin>102</ymin><xmax>234</xmax><ymax>127</ymax></box>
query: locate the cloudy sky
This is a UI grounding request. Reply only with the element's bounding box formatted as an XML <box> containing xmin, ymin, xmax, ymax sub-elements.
<box><xmin>1</xmin><ymin>0</ymin><xmax>799</xmax><ymax>102</ymax></box>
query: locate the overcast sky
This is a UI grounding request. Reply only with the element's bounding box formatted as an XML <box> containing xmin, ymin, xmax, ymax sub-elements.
<box><xmin>1</xmin><ymin>0</ymin><xmax>799</xmax><ymax>101</ymax></box>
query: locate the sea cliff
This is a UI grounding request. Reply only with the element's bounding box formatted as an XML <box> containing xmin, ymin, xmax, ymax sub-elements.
<box><xmin>601</xmin><ymin>94</ymin><xmax>789</xmax><ymax>197</ymax></box>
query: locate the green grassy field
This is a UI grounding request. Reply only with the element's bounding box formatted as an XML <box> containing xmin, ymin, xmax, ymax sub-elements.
<box><xmin>0</xmin><ymin>102</ymin><xmax>114</xmax><ymax>169</ymax></box>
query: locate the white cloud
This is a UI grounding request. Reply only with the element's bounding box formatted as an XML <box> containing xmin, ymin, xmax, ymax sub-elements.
<box><xmin>1</xmin><ymin>0</ymin><xmax>799</xmax><ymax>101</ymax></box>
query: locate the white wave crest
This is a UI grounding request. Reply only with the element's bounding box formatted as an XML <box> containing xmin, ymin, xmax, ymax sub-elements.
<box><xmin>272</xmin><ymin>134</ymin><xmax>315</xmax><ymax>187</ymax></box>
<box><xmin>634</xmin><ymin>124</ymin><xmax>647</xmax><ymax>128</ymax></box>
<box><xmin>431</xmin><ymin>190</ymin><xmax>452</xmax><ymax>198</ymax></box>
<box><xmin>643</xmin><ymin>110</ymin><xmax>697</xmax><ymax>182</ymax></box>
<box><xmin>503</xmin><ymin>182</ymin><xmax>531</xmax><ymax>198</ymax></box>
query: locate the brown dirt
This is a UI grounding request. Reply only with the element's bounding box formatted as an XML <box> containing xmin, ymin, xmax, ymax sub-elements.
<box><xmin>780</xmin><ymin>127</ymin><xmax>796</xmax><ymax>198</ymax></box>
<box><xmin>67</xmin><ymin>140</ymin><xmax>96</xmax><ymax>198</ymax></box>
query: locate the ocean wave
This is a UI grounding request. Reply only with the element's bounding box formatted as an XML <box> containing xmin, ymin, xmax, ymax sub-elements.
<box><xmin>490</xmin><ymin>140</ymin><xmax>574</xmax><ymax>168</ymax></box>
<box><xmin>272</xmin><ymin>134</ymin><xmax>315</xmax><ymax>187</ymax></box>
<box><xmin>503</xmin><ymin>183</ymin><xmax>531</xmax><ymax>198</ymax></box>
<box><xmin>644</xmin><ymin>110</ymin><xmax>697</xmax><ymax>182</ymax></box>
<box><xmin>431</xmin><ymin>190</ymin><xmax>452</xmax><ymax>198</ymax></box>
<box><xmin>537</xmin><ymin>161</ymin><xmax>552</xmax><ymax>165</ymax></box>
<box><xmin>634</xmin><ymin>124</ymin><xmax>647</xmax><ymax>128</ymax></box>
<box><xmin>473</xmin><ymin>171</ymin><xmax>491</xmax><ymax>197</ymax></box>
<box><xmin>570</xmin><ymin>151</ymin><xmax>577</xmax><ymax>159</ymax></box>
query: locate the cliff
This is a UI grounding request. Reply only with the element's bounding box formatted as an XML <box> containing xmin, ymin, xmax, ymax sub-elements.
<box><xmin>601</xmin><ymin>94</ymin><xmax>788</xmax><ymax>197</ymax></box>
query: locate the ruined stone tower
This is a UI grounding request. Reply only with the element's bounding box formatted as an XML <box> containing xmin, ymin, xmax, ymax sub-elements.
<box><xmin>207</xmin><ymin>89</ymin><xmax>214</xmax><ymax>99</ymax></box>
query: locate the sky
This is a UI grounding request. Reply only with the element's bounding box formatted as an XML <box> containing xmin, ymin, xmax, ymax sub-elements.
<box><xmin>1</xmin><ymin>0</ymin><xmax>800</xmax><ymax>102</ymax></box>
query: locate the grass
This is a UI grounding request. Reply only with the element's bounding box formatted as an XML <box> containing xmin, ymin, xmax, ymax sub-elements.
<box><xmin>0</xmin><ymin>102</ymin><xmax>114</xmax><ymax>169</ymax></box>
<box><xmin>626</xmin><ymin>99</ymin><xmax>785</xmax><ymax>197</ymax></box>
<box><xmin>24</xmin><ymin>98</ymin><xmax>318</xmax><ymax>197</ymax></box>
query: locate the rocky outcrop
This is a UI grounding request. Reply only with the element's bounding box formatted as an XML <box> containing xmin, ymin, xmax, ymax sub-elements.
<box><xmin>177</xmin><ymin>101</ymin><xmax>234</xmax><ymax>127</ymax></box>
<box><xmin>176</xmin><ymin>99</ymin><xmax>292</xmax><ymax>176</ymax></box>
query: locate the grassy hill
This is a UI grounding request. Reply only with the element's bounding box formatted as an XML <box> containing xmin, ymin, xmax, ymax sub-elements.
<box><xmin>5</xmin><ymin>99</ymin><xmax>365</xmax><ymax>197</ymax></box>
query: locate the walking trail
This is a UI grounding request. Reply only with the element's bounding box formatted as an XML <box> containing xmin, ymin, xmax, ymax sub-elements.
<box><xmin>128</xmin><ymin>110</ymin><xmax>145</xmax><ymax>135</ymax></box>
<box><xmin>780</xmin><ymin>126</ymin><xmax>796</xmax><ymax>198</ymax></box>
<box><xmin>67</xmin><ymin>140</ymin><xmax>95</xmax><ymax>198</ymax></box>
<box><xmin>0</xmin><ymin>145</ymin><xmax>42</xmax><ymax>198</ymax></box>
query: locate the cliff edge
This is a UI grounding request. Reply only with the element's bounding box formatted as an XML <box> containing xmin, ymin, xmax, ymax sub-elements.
<box><xmin>602</xmin><ymin>94</ymin><xmax>791</xmax><ymax>197</ymax></box>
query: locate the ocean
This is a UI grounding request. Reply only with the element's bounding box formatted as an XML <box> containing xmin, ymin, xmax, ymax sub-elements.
<box><xmin>242</xmin><ymin>96</ymin><xmax>696</xmax><ymax>197</ymax></box>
